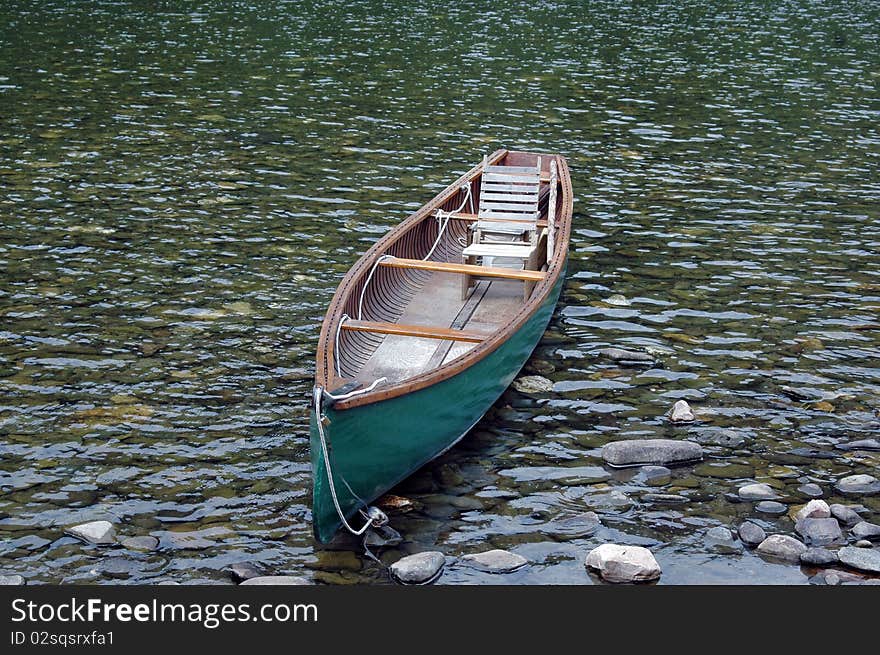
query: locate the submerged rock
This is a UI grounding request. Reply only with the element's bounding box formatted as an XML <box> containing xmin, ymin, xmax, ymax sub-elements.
<box><xmin>800</xmin><ymin>547</ymin><xmax>838</xmax><ymax>566</ymax></box>
<box><xmin>797</xmin><ymin>483</ymin><xmax>824</xmax><ymax>498</ymax></box>
<box><xmin>545</xmin><ymin>511</ymin><xmax>602</xmax><ymax>539</ymax></box>
<box><xmin>364</xmin><ymin>525</ymin><xmax>404</xmax><ymax>548</ymax></box>
<box><xmin>585</xmin><ymin>544</ymin><xmax>661</xmax><ymax>583</ymax></box>
<box><xmin>836</xmin><ymin>439</ymin><xmax>880</xmax><ymax>451</ymax></box>
<box><xmin>738</xmin><ymin>521</ymin><xmax>766</xmax><ymax>548</ymax></box>
<box><xmin>0</xmin><ymin>574</ymin><xmax>26</xmax><ymax>585</ymax></box>
<box><xmin>852</xmin><ymin>521</ymin><xmax>880</xmax><ymax>541</ymax></box>
<box><xmin>601</xmin><ymin>439</ymin><xmax>703</xmax><ymax>467</ymax></box>
<box><xmin>64</xmin><ymin>521</ymin><xmax>116</xmax><ymax>546</ymax></box>
<box><xmin>830</xmin><ymin>504</ymin><xmax>862</xmax><ymax>526</ymax></box>
<box><xmin>738</xmin><ymin>483</ymin><xmax>779</xmax><ymax>501</ymax></box>
<box><xmin>596</xmin><ymin>347</ymin><xmax>655</xmax><ymax>366</ymax></box>
<box><xmin>670</xmin><ymin>400</ymin><xmax>695</xmax><ymax>423</ymax></box>
<box><xmin>120</xmin><ymin>536</ymin><xmax>159</xmax><ymax>552</ymax></box>
<box><xmin>389</xmin><ymin>552</ymin><xmax>445</xmax><ymax>585</ymax></box>
<box><xmin>705</xmin><ymin>526</ymin><xmax>741</xmax><ymax>553</ymax></box>
<box><xmin>756</xmin><ymin>535</ymin><xmax>807</xmax><ymax>562</ymax></box>
<box><xmin>636</xmin><ymin>465</ymin><xmax>672</xmax><ymax>486</ymax></box>
<box><xmin>605</xmin><ymin>294</ymin><xmax>630</xmax><ymax>306</ymax></box>
<box><xmin>855</xmin><ymin>540</ymin><xmax>873</xmax><ymax>548</ymax></box>
<box><xmin>512</xmin><ymin>375</ymin><xmax>553</xmax><ymax>394</ymax></box>
<box><xmin>795</xmin><ymin>517</ymin><xmax>844</xmax><ymax>546</ymax></box>
<box><xmin>835</xmin><ymin>474</ymin><xmax>880</xmax><ymax>496</ymax></box>
<box><xmin>239</xmin><ymin>576</ymin><xmax>310</xmax><ymax>585</ymax></box>
<box><xmin>838</xmin><ymin>547</ymin><xmax>880</xmax><ymax>574</ymax></box>
<box><xmin>461</xmin><ymin>549</ymin><xmax>528</xmax><ymax>573</ymax></box>
<box><xmin>795</xmin><ymin>499</ymin><xmax>831</xmax><ymax>522</ymax></box>
<box><xmin>229</xmin><ymin>562</ymin><xmax>267</xmax><ymax>582</ymax></box>
<box><xmin>756</xmin><ymin>501</ymin><xmax>787</xmax><ymax>516</ymax></box>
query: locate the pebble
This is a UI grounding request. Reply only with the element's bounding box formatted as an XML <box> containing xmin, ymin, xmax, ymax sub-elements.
<box><xmin>389</xmin><ymin>551</ymin><xmax>445</xmax><ymax>585</ymax></box>
<box><xmin>691</xmin><ymin>428</ymin><xmax>747</xmax><ymax>448</ymax></box>
<box><xmin>605</xmin><ymin>294</ymin><xmax>630</xmax><ymax>306</ymax></box>
<box><xmin>705</xmin><ymin>526</ymin><xmax>741</xmax><ymax>553</ymax></box>
<box><xmin>596</xmin><ymin>347</ymin><xmax>655</xmax><ymax>366</ymax></box>
<box><xmin>642</xmin><ymin>493</ymin><xmax>689</xmax><ymax>504</ymax></box>
<box><xmin>855</xmin><ymin>540</ymin><xmax>873</xmax><ymax>548</ymax></box>
<box><xmin>797</xmin><ymin>483</ymin><xmax>823</xmax><ymax>498</ymax></box>
<box><xmin>601</xmin><ymin>439</ymin><xmax>703</xmax><ymax>467</ymax></box>
<box><xmin>635</xmin><ymin>465</ymin><xmax>672</xmax><ymax>486</ymax></box>
<box><xmin>545</xmin><ymin>511</ymin><xmax>602</xmax><ymax>539</ymax></box>
<box><xmin>64</xmin><ymin>521</ymin><xmax>116</xmax><ymax>546</ymax></box>
<box><xmin>461</xmin><ymin>549</ymin><xmax>528</xmax><ymax>573</ymax></box>
<box><xmin>0</xmin><ymin>574</ymin><xmax>26</xmax><ymax>585</ymax></box>
<box><xmin>851</xmin><ymin>522</ymin><xmax>880</xmax><ymax>541</ymax></box>
<box><xmin>120</xmin><ymin>536</ymin><xmax>159</xmax><ymax>552</ymax></box>
<box><xmin>756</xmin><ymin>501</ymin><xmax>787</xmax><ymax>515</ymax></box>
<box><xmin>512</xmin><ymin>375</ymin><xmax>554</xmax><ymax>394</ymax></box>
<box><xmin>838</xmin><ymin>546</ymin><xmax>880</xmax><ymax>574</ymax></box>
<box><xmin>670</xmin><ymin>400</ymin><xmax>695</xmax><ymax>423</ymax></box>
<box><xmin>738</xmin><ymin>483</ymin><xmax>779</xmax><ymax>501</ymax></box>
<box><xmin>738</xmin><ymin>521</ymin><xmax>766</xmax><ymax>548</ymax></box>
<box><xmin>585</xmin><ymin>544</ymin><xmax>661</xmax><ymax>583</ymax></box>
<box><xmin>229</xmin><ymin>562</ymin><xmax>267</xmax><ymax>582</ymax></box>
<box><xmin>795</xmin><ymin>517</ymin><xmax>844</xmax><ymax>546</ymax></box>
<box><xmin>835</xmin><ymin>474</ymin><xmax>880</xmax><ymax>496</ymax></box>
<box><xmin>795</xmin><ymin>499</ymin><xmax>831</xmax><ymax>522</ymax></box>
<box><xmin>756</xmin><ymin>534</ymin><xmax>807</xmax><ymax>562</ymax></box>
<box><xmin>830</xmin><ymin>503</ymin><xmax>862</xmax><ymax>526</ymax></box>
<box><xmin>800</xmin><ymin>547</ymin><xmax>838</xmax><ymax>566</ymax></box>
<box><xmin>239</xmin><ymin>576</ymin><xmax>310</xmax><ymax>585</ymax></box>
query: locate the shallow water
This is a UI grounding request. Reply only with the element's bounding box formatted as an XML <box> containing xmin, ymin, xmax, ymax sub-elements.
<box><xmin>1</xmin><ymin>1</ymin><xmax>878</xmax><ymax>585</ymax></box>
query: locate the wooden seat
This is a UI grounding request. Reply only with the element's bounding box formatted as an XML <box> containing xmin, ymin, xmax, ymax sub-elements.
<box><xmin>379</xmin><ymin>256</ymin><xmax>546</xmax><ymax>282</ymax></box>
<box><xmin>341</xmin><ymin>319</ymin><xmax>489</xmax><ymax>343</ymax></box>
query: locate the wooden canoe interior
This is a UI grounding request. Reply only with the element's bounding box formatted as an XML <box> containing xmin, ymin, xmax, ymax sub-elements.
<box><xmin>329</xmin><ymin>151</ymin><xmax>565</xmax><ymax>393</ymax></box>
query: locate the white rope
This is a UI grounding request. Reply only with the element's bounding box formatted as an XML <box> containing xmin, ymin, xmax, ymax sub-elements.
<box><xmin>425</xmin><ymin>183</ymin><xmax>472</xmax><ymax>261</ymax></box>
<box><xmin>334</xmin><ymin>313</ymin><xmax>351</xmax><ymax>378</ymax></box>
<box><xmin>324</xmin><ymin>376</ymin><xmax>387</xmax><ymax>401</ymax></box>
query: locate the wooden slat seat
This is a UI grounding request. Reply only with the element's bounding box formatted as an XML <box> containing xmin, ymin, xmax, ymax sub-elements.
<box><xmin>379</xmin><ymin>256</ymin><xmax>546</xmax><ymax>282</ymax></box>
<box><xmin>461</xmin><ymin>243</ymin><xmax>538</xmax><ymax>259</ymax></box>
<box><xmin>341</xmin><ymin>319</ymin><xmax>489</xmax><ymax>343</ymax></box>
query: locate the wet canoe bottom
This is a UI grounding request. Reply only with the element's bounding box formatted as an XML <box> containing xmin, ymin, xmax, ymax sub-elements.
<box><xmin>357</xmin><ymin>260</ymin><xmax>526</xmax><ymax>384</ymax></box>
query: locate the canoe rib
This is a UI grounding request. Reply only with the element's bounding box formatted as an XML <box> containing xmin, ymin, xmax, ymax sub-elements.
<box><xmin>379</xmin><ymin>256</ymin><xmax>546</xmax><ymax>282</ymax></box>
<box><xmin>341</xmin><ymin>319</ymin><xmax>489</xmax><ymax>343</ymax></box>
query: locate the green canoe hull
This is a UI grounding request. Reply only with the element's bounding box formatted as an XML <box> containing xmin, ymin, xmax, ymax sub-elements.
<box><xmin>309</xmin><ymin>267</ymin><xmax>566</xmax><ymax>543</ymax></box>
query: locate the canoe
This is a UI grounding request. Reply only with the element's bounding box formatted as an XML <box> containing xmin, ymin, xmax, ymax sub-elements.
<box><xmin>310</xmin><ymin>149</ymin><xmax>573</xmax><ymax>543</ymax></box>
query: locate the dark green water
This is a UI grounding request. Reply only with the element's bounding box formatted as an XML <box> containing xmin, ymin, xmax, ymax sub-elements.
<box><xmin>1</xmin><ymin>1</ymin><xmax>878</xmax><ymax>584</ymax></box>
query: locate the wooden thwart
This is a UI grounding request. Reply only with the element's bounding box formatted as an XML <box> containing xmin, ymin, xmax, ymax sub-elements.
<box><xmin>446</xmin><ymin>212</ymin><xmax>548</xmax><ymax>227</ymax></box>
<box><xmin>342</xmin><ymin>319</ymin><xmax>488</xmax><ymax>343</ymax></box>
<box><xmin>380</xmin><ymin>256</ymin><xmax>546</xmax><ymax>282</ymax></box>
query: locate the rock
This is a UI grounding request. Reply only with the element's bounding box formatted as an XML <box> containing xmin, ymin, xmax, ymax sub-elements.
<box><xmin>795</xmin><ymin>499</ymin><xmax>831</xmax><ymax>522</ymax></box>
<box><xmin>824</xmin><ymin>572</ymin><xmax>841</xmax><ymax>586</ymax></box>
<box><xmin>851</xmin><ymin>522</ymin><xmax>880</xmax><ymax>541</ymax></box>
<box><xmin>605</xmin><ymin>294</ymin><xmax>630</xmax><ymax>306</ymax></box>
<box><xmin>800</xmin><ymin>547</ymin><xmax>838</xmax><ymax>566</ymax></box>
<box><xmin>596</xmin><ymin>347</ymin><xmax>655</xmax><ymax>366</ymax></box>
<box><xmin>756</xmin><ymin>535</ymin><xmax>807</xmax><ymax>562</ymax></box>
<box><xmin>545</xmin><ymin>511</ymin><xmax>602</xmax><ymax>539</ymax></box>
<box><xmin>795</xmin><ymin>517</ymin><xmax>844</xmax><ymax>546</ymax></box>
<box><xmin>797</xmin><ymin>483</ymin><xmax>823</xmax><ymax>498</ymax></box>
<box><xmin>229</xmin><ymin>562</ymin><xmax>267</xmax><ymax>582</ymax></box>
<box><xmin>364</xmin><ymin>525</ymin><xmax>403</xmax><ymax>548</ymax></box>
<box><xmin>855</xmin><ymin>540</ymin><xmax>873</xmax><ymax>548</ymax></box>
<box><xmin>691</xmin><ymin>428</ymin><xmax>747</xmax><ymax>448</ymax></box>
<box><xmin>838</xmin><ymin>546</ymin><xmax>880</xmax><ymax>573</ymax></box>
<box><xmin>0</xmin><ymin>574</ymin><xmax>26</xmax><ymax>585</ymax></box>
<box><xmin>461</xmin><ymin>549</ymin><xmax>528</xmax><ymax>573</ymax></box>
<box><xmin>512</xmin><ymin>375</ymin><xmax>553</xmax><ymax>394</ymax></box>
<box><xmin>738</xmin><ymin>483</ymin><xmax>779</xmax><ymax>501</ymax></box>
<box><xmin>642</xmin><ymin>493</ymin><xmax>688</xmax><ymax>504</ymax></box>
<box><xmin>64</xmin><ymin>521</ymin><xmax>116</xmax><ymax>546</ymax></box>
<box><xmin>239</xmin><ymin>576</ymin><xmax>310</xmax><ymax>585</ymax></box>
<box><xmin>669</xmin><ymin>400</ymin><xmax>695</xmax><ymax>423</ymax></box>
<box><xmin>120</xmin><ymin>536</ymin><xmax>159</xmax><ymax>552</ymax></box>
<box><xmin>755</xmin><ymin>501</ymin><xmax>787</xmax><ymax>515</ymax></box>
<box><xmin>389</xmin><ymin>552</ymin><xmax>445</xmax><ymax>585</ymax></box>
<box><xmin>377</xmin><ymin>494</ymin><xmax>419</xmax><ymax>513</ymax></box>
<box><xmin>835</xmin><ymin>474</ymin><xmax>880</xmax><ymax>496</ymax></box>
<box><xmin>738</xmin><ymin>521</ymin><xmax>766</xmax><ymax>548</ymax></box>
<box><xmin>836</xmin><ymin>439</ymin><xmax>880</xmax><ymax>451</ymax></box>
<box><xmin>705</xmin><ymin>526</ymin><xmax>740</xmax><ymax>553</ymax></box>
<box><xmin>830</xmin><ymin>503</ymin><xmax>862</xmax><ymax>526</ymax></box>
<box><xmin>601</xmin><ymin>439</ymin><xmax>703</xmax><ymax>467</ymax></box>
<box><xmin>635</xmin><ymin>465</ymin><xmax>671</xmax><ymax>486</ymax></box>
<box><xmin>585</xmin><ymin>544</ymin><xmax>661</xmax><ymax>583</ymax></box>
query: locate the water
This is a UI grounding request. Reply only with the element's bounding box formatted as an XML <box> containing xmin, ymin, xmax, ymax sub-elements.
<box><xmin>1</xmin><ymin>0</ymin><xmax>878</xmax><ymax>585</ymax></box>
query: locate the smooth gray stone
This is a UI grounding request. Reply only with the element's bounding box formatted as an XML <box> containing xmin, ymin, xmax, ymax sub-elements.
<box><xmin>756</xmin><ymin>535</ymin><xmax>807</xmax><ymax>562</ymax></box>
<box><xmin>836</xmin><ymin>439</ymin><xmax>880</xmax><ymax>451</ymax></box>
<box><xmin>239</xmin><ymin>576</ymin><xmax>310</xmax><ymax>585</ymax></box>
<box><xmin>545</xmin><ymin>511</ymin><xmax>602</xmax><ymax>539</ymax></box>
<box><xmin>670</xmin><ymin>400</ymin><xmax>695</xmax><ymax>423</ymax></box>
<box><xmin>229</xmin><ymin>562</ymin><xmax>267</xmax><ymax>582</ymax></box>
<box><xmin>835</xmin><ymin>474</ymin><xmax>880</xmax><ymax>496</ymax></box>
<box><xmin>642</xmin><ymin>493</ymin><xmax>688</xmax><ymax>504</ymax></box>
<box><xmin>795</xmin><ymin>517</ymin><xmax>844</xmax><ymax>546</ymax></box>
<box><xmin>855</xmin><ymin>540</ymin><xmax>873</xmax><ymax>548</ymax></box>
<box><xmin>705</xmin><ymin>526</ymin><xmax>741</xmax><ymax>552</ymax></box>
<box><xmin>64</xmin><ymin>521</ymin><xmax>116</xmax><ymax>546</ymax></box>
<box><xmin>636</xmin><ymin>465</ymin><xmax>672</xmax><ymax>486</ymax></box>
<box><xmin>601</xmin><ymin>439</ymin><xmax>703</xmax><ymax>467</ymax></box>
<box><xmin>389</xmin><ymin>551</ymin><xmax>445</xmax><ymax>585</ymax></box>
<box><xmin>830</xmin><ymin>504</ymin><xmax>862</xmax><ymax>526</ymax></box>
<box><xmin>691</xmin><ymin>428</ymin><xmax>748</xmax><ymax>448</ymax></box>
<box><xmin>738</xmin><ymin>483</ymin><xmax>779</xmax><ymax>501</ymax></box>
<box><xmin>738</xmin><ymin>522</ymin><xmax>766</xmax><ymax>548</ymax></box>
<box><xmin>597</xmin><ymin>347</ymin><xmax>655</xmax><ymax>365</ymax></box>
<box><xmin>0</xmin><ymin>575</ymin><xmax>26</xmax><ymax>585</ymax></box>
<box><xmin>797</xmin><ymin>483</ymin><xmax>824</xmax><ymax>498</ymax></box>
<box><xmin>838</xmin><ymin>546</ymin><xmax>880</xmax><ymax>573</ymax></box>
<box><xmin>852</xmin><ymin>522</ymin><xmax>880</xmax><ymax>541</ymax></box>
<box><xmin>756</xmin><ymin>501</ymin><xmax>787</xmax><ymax>515</ymax></box>
<box><xmin>585</xmin><ymin>544</ymin><xmax>661</xmax><ymax>583</ymax></box>
<box><xmin>461</xmin><ymin>549</ymin><xmax>528</xmax><ymax>573</ymax></box>
<box><xmin>800</xmin><ymin>547</ymin><xmax>838</xmax><ymax>566</ymax></box>
<box><xmin>120</xmin><ymin>536</ymin><xmax>159</xmax><ymax>552</ymax></box>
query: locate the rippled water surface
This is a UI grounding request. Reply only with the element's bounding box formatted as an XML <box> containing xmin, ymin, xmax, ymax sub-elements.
<box><xmin>1</xmin><ymin>1</ymin><xmax>879</xmax><ymax>584</ymax></box>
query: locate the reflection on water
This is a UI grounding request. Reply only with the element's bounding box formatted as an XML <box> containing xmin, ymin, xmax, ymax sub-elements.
<box><xmin>0</xmin><ymin>1</ymin><xmax>878</xmax><ymax>584</ymax></box>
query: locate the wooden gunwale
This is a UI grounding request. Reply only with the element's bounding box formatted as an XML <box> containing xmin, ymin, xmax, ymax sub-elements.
<box><xmin>316</xmin><ymin>149</ymin><xmax>572</xmax><ymax>411</ymax></box>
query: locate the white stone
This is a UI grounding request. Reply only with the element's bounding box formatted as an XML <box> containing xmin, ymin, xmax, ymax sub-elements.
<box><xmin>512</xmin><ymin>375</ymin><xmax>553</xmax><ymax>394</ymax></box>
<box><xmin>670</xmin><ymin>400</ymin><xmax>695</xmax><ymax>423</ymax></box>
<box><xmin>756</xmin><ymin>534</ymin><xmax>807</xmax><ymax>562</ymax></box>
<box><xmin>795</xmin><ymin>499</ymin><xmax>831</xmax><ymax>522</ymax></box>
<box><xmin>389</xmin><ymin>551</ymin><xmax>445</xmax><ymax>585</ymax></box>
<box><xmin>64</xmin><ymin>521</ymin><xmax>116</xmax><ymax>546</ymax></box>
<box><xmin>239</xmin><ymin>576</ymin><xmax>310</xmax><ymax>585</ymax></box>
<box><xmin>461</xmin><ymin>549</ymin><xmax>528</xmax><ymax>573</ymax></box>
<box><xmin>0</xmin><ymin>575</ymin><xmax>26</xmax><ymax>586</ymax></box>
<box><xmin>585</xmin><ymin>544</ymin><xmax>661</xmax><ymax>583</ymax></box>
<box><xmin>738</xmin><ymin>483</ymin><xmax>778</xmax><ymax>501</ymax></box>
<box><xmin>836</xmin><ymin>474</ymin><xmax>880</xmax><ymax>495</ymax></box>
